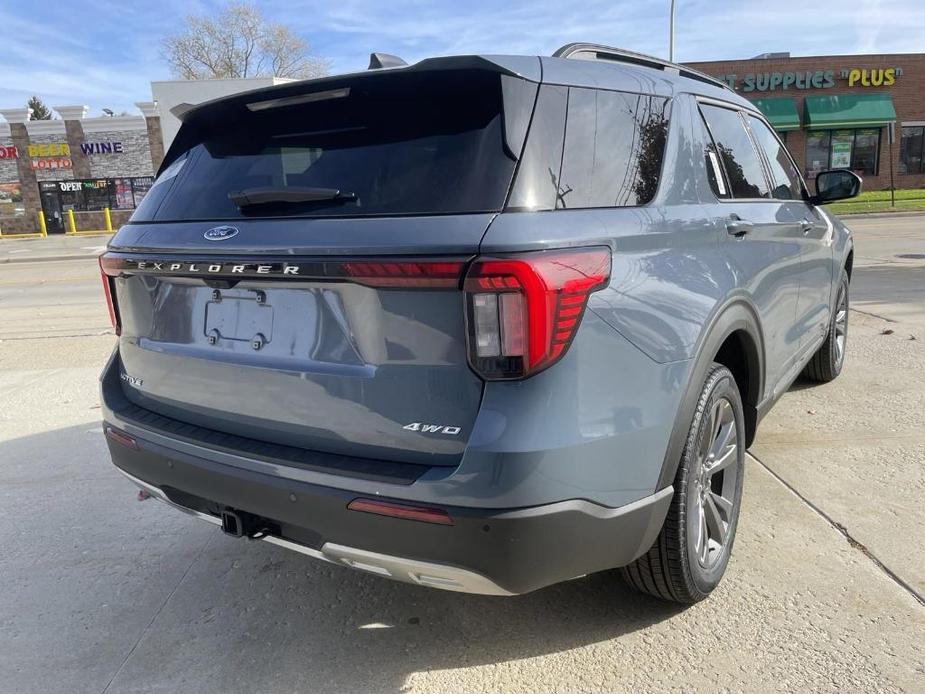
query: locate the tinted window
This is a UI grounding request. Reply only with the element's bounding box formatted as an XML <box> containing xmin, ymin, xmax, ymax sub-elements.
<box><xmin>130</xmin><ymin>154</ymin><xmax>188</xmax><ymax>220</ymax></box>
<box><xmin>700</xmin><ymin>105</ymin><xmax>769</xmax><ymax>199</ymax></box>
<box><xmin>558</xmin><ymin>89</ymin><xmax>670</xmax><ymax>208</ymax></box>
<box><xmin>746</xmin><ymin>115</ymin><xmax>803</xmax><ymax>200</ymax></box>
<box><xmin>134</xmin><ymin>71</ymin><xmax>518</xmax><ymax>221</ymax></box>
<box><xmin>507</xmin><ymin>85</ymin><xmax>568</xmax><ymax>210</ymax></box>
<box><xmin>699</xmin><ymin>113</ymin><xmax>729</xmax><ymax>199</ymax></box>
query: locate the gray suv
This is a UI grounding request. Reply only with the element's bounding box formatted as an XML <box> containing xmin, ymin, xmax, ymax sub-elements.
<box><xmin>99</xmin><ymin>44</ymin><xmax>859</xmax><ymax>603</ymax></box>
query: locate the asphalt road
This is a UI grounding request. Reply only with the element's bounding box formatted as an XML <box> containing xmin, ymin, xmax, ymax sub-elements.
<box><xmin>1</xmin><ymin>216</ymin><xmax>924</xmax><ymax>693</ymax></box>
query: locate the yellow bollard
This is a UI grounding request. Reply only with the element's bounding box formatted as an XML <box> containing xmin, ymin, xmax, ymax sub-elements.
<box><xmin>37</xmin><ymin>211</ymin><xmax>47</xmax><ymax>237</ymax></box>
<box><xmin>66</xmin><ymin>209</ymin><xmax>77</xmax><ymax>235</ymax></box>
<box><xmin>103</xmin><ymin>207</ymin><xmax>112</xmax><ymax>232</ymax></box>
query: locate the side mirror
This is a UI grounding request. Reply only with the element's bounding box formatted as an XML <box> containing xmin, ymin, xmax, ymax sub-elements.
<box><xmin>810</xmin><ymin>169</ymin><xmax>862</xmax><ymax>205</ymax></box>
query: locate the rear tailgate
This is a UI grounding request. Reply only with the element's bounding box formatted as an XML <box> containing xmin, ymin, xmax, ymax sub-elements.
<box><xmin>106</xmin><ymin>216</ymin><xmax>492</xmax><ymax>466</ymax></box>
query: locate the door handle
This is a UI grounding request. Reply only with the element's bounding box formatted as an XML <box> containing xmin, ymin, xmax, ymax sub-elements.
<box><xmin>801</xmin><ymin>219</ymin><xmax>815</xmax><ymax>235</ymax></box>
<box><xmin>725</xmin><ymin>216</ymin><xmax>753</xmax><ymax>238</ymax></box>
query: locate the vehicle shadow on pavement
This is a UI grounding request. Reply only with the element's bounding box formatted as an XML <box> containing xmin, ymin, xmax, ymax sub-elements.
<box><xmin>126</xmin><ymin>536</ymin><xmax>688</xmax><ymax>693</ymax></box>
<box><xmin>850</xmin><ymin>263</ymin><xmax>925</xmax><ymax>307</ymax></box>
<box><xmin>0</xmin><ymin>422</ymin><xmax>686</xmax><ymax>694</ymax></box>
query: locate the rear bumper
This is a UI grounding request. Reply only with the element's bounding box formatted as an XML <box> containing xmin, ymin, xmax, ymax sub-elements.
<box><xmin>105</xmin><ymin>425</ymin><xmax>673</xmax><ymax>595</ymax></box>
<box><xmin>118</xmin><ymin>467</ymin><xmax>512</xmax><ymax>595</ymax></box>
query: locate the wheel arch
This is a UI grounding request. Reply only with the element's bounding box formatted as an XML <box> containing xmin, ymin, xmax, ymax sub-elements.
<box><xmin>656</xmin><ymin>299</ymin><xmax>765</xmax><ymax>490</ymax></box>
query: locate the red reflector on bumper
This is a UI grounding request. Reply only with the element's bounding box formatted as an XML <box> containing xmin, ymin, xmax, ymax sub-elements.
<box><xmin>105</xmin><ymin>427</ymin><xmax>138</xmax><ymax>450</ymax></box>
<box><xmin>347</xmin><ymin>498</ymin><xmax>453</xmax><ymax>525</ymax></box>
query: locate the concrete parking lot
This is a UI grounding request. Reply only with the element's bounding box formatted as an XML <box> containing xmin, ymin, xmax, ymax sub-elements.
<box><xmin>1</xmin><ymin>216</ymin><xmax>924</xmax><ymax>693</ymax></box>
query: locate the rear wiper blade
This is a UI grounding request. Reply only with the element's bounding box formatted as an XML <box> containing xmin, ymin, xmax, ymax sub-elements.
<box><xmin>228</xmin><ymin>187</ymin><xmax>357</xmax><ymax>207</ymax></box>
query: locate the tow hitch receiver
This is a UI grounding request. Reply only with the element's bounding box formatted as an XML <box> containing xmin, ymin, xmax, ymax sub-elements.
<box><xmin>221</xmin><ymin>510</ymin><xmax>245</xmax><ymax>537</ymax></box>
<box><xmin>221</xmin><ymin>509</ymin><xmax>263</xmax><ymax>538</ymax></box>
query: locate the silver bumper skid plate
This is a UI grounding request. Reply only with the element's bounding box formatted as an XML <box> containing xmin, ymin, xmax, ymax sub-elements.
<box><xmin>118</xmin><ymin>468</ymin><xmax>513</xmax><ymax>596</ymax></box>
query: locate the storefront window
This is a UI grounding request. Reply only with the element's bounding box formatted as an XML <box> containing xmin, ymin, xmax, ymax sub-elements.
<box><xmin>804</xmin><ymin>128</ymin><xmax>881</xmax><ymax>178</ymax></box>
<box><xmin>900</xmin><ymin>126</ymin><xmax>925</xmax><ymax>174</ymax></box>
<box><xmin>57</xmin><ymin>181</ymin><xmax>82</xmax><ymax>212</ymax></box>
<box><xmin>805</xmin><ymin>131</ymin><xmax>830</xmax><ymax>178</ymax></box>
<box><xmin>830</xmin><ymin>131</ymin><xmax>854</xmax><ymax>169</ymax></box>
<box><xmin>0</xmin><ymin>182</ymin><xmax>25</xmax><ymax>217</ymax></box>
<box><xmin>82</xmin><ymin>180</ymin><xmax>115</xmax><ymax>210</ymax></box>
<box><xmin>38</xmin><ymin>177</ymin><xmax>154</xmax><ymax>214</ymax></box>
<box><xmin>131</xmin><ymin>177</ymin><xmax>154</xmax><ymax>206</ymax></box>
<box><xmin>852</xmin><ymin>129</ymin><xmax>880</xmax><ymax>175</ymax></box>
<box><xmin>113</xmin><ymin>179</ymin><xmax>135</xmax><ymax>209</ymax></box>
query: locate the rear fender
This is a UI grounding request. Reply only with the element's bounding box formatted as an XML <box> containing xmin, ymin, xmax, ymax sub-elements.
<box><xmin>656</xmin><ymin>299</ymin><xmax>765</xmax><ymax>490</ymax></box>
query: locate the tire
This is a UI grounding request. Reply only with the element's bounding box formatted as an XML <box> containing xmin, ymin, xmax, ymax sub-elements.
<box><xmin>622</xmin><ymin>364</ymin><xmax>746</xmax><ymax>603</ymax></box>
<box><xmin>802</xmin><ymin>269</ymin><xmax>849</xmax><ymax>383</ymax></box>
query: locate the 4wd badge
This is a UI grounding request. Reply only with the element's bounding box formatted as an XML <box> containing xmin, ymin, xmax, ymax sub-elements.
<box><xmin>403</xmin><ymin>422</ymin><xmax>461</xmax><ymax>436</ymax></box>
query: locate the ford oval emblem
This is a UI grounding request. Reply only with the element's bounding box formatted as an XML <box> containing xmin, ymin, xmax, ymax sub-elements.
<box><xmin>203</xmin><ymin>225</ymin><xmax>239</xmax><ymax>241</ymax></box>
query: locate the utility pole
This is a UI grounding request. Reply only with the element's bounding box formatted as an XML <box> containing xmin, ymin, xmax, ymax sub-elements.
<box><xmin>669</xmin><ymin>0</ymin><xmax>676</xmax><ymax>62</ymax></box>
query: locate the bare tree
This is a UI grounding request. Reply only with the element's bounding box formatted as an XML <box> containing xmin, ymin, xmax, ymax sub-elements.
<box><xmin>161</xmin><ymin>2</ymin><xmax>327</xmax><ymax>80</ymax></box>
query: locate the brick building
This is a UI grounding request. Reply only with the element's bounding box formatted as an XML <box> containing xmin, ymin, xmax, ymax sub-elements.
<box><xmin>685</xmin><ymin>53</ymin><xmax>925</xmax><ymax>191</ymax></box>
<box><xmin>0</xmin><ymin>102</ymin><xmax>164</xmax><ymax>235</ymax></box>
<box><xmin>0</xmin><ymin>77</ymin><xmax>288</xmax><ymax>236</ymax></box>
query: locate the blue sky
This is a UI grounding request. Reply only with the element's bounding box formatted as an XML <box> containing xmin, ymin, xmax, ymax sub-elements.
<box><xmin>1</xmin><ymin>0</ymin><xmax>923</xmax><ymax>116</ymax></box>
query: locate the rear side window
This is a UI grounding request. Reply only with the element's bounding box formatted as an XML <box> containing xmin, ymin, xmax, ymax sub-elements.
<box><xmin>558</xmin><ymin>88</ymin><xmax>671</xmax><ymax>208</ymax></box>
<box><xmin>699</xmin><ymin>112</ymin><xmax>729</xmax><ymax>199</ymax></box>
<box><xmin>746</xmin><ymin>115</ymin><xmax>804</xmax><ymax>201</ymax></box>
<box><xmin>134</xmin><ymin>70</ymin><xmax>519</xmax><ymax>221</ymax></box>
<box><xmin>700</xmin><ymin>104</ymin><xmax>770</xmax><ymax>199</ymax></box>
<box><xmin>507</xmin><ymin>85</ymin><xmax>568</xmax><ymax>211</ymax></box>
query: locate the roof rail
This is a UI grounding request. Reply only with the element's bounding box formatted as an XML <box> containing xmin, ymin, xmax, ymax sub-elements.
<box><xmin>552</xmin><ymin>43</ymin><xmax>732</xmax><ymax>92</ymax></box>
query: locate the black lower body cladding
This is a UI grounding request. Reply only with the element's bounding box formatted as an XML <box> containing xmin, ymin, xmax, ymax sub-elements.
<box><xmin>105</xmin><ymin>432</ymin><xmax>671</xmax><ymax>594</ymax></box>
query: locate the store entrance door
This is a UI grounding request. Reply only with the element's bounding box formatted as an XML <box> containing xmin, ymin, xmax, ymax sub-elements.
<box><xmin>39</xmin><ymin>185</ymin><xmax>64</xmax><ymax>233</ymax></box>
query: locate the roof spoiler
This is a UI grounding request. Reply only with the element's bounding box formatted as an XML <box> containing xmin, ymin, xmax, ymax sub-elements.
<box><xmin>170</xmin><ymin>102</ymin><xmax>196</xmax><ymax>119</ymax></box>
<box><xmin>161</xmin><ymin>54</ymin><xmax>540</xmax><ymax>150</ymax></box>
<box><xmin>368</xmin><ymin>52</ymin><xmax>408</xmax><ymax>70</ymax></box>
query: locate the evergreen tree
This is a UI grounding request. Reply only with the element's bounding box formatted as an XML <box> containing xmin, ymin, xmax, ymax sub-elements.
<box><xmin>27</xmin><ymin>96</ymin><xmax>53</xmax><ymax>120</ymax></box>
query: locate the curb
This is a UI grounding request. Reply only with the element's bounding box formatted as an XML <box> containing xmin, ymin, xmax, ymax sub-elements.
<box><xmin>0</xmin><ymin>253</ymin><xmax>100</xmax><ymax>265</ymax></box>
<box><xmin>835</xmin><ymin>210</ymin><xmax>925</xmax><ymax>219</ymax></box>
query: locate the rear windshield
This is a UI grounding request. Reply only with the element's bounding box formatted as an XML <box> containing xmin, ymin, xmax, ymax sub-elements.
<box><xmin>133</xmin><ymin>70</ymin><xmax>518</xmax><ymax>221</ymax></box>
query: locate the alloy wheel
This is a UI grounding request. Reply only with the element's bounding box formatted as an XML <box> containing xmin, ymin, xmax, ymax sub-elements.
<box><xmin>691</xmin><ymin>397</ymin><xmax>739</xmax><ymax>569</ymax></box>
<box><xmin>834</xmin><ymin>287</ymin><xmax>848</xmax><ymax>366</ymax></box>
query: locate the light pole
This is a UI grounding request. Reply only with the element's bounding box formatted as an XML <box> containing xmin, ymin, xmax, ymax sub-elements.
<box><xmin>669</xmin><ymin>0</ymin><xmax>676</xmax><ymax>62</ymax></box>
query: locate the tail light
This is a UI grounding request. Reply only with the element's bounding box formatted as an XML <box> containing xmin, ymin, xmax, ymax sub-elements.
<box><xmin>464</xmin><ymin>247</ymin><xmax>611</xmax><ymax>379</ymax></box>
<box><xmin>341</xmin><ymin>260</ymin><xmax>464</xmax><ymax>288</ymax></box>
<box><xmin>98</xmin><ymin>254</ymin><xmax>121</xmax><ymax>335</ymax></box>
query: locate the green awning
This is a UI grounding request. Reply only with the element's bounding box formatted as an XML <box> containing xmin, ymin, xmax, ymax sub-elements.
<box><xmin>804</xmin><ymin>93</ymin><xmax>896</xmax><ymax>130</ymax></box>
<box><xmin>752</xmin><ymin>98</ymin><xmax>801</xmax><ymax>131</ymax></box>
